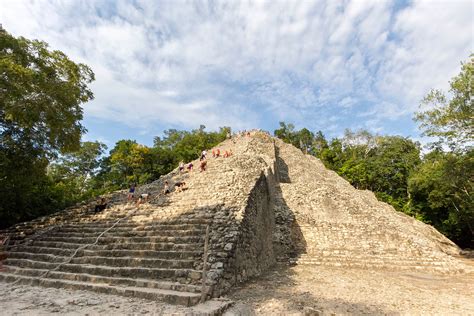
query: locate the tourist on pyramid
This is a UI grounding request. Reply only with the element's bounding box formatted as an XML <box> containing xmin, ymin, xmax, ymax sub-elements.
<box><xmin>128</xmin><ymin>184</ymin><xmax>136</xmax><ymax>202</ymax></box>
<box><xmin>187</xmin><ymin>162</ymin><xmax>193</xmax><ymax>172</ymax></box>
<box><xmin>94</xmin><ymin>197</ymin><xmax>107</xmax><ymax>213</ymax></box>
<box><xmin>178</xmin><ymin>161</ymin><xmax>185</xmax><ymax>173</ymax></box>
<box><xmin>200</xmin><ymin>159</ymin><xmax>207</xmax><ymax>172</ymax></box>
<box><xmin>136</xmin><ymin>192</ymin><xmax>150</xmax><ymax>206</ymax></box>
<box><xmin>175</xmin><ymin>181</ymin><xmax>187</xmax><ymax>192</ymax></box>
<box><xmin>163</xmin><ymin>181</ymin><xmax>170</xmax><ymax>195</ymax></box>
<box><xmin>200</xmin><ymin>150</ymin><xmax>207</xmax><ymax>161</ymax></box>
<box><xmin>216</xmin><ymin>148</ymin><xmax>220</xmax><ymax>157</ymax></box>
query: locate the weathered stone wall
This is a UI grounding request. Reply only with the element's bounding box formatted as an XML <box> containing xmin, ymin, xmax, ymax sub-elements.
<box><xmin>232</xmin><ymin>173</ymin><xmax>275</xmax><ymax>279</ymax></box>
<box><xmin>204</xmin><ymin>134</ymin><xmax>278</xmax><ymax>297</ymax></box>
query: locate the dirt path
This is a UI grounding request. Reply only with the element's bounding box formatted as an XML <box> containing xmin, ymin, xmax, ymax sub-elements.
<box><xmin>224</xmin><ymin>264</ymin><xmax>474</xmax><ymax>315</ymax></box>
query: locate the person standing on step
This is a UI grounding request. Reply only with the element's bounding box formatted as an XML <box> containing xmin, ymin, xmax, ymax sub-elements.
<box><xmin>187</xmin><ymin>162</ymin><xmax>193</xmax><ymax>172</ymax></box>
<box><xmin>128</xmin><ymin>183</ymin><xmax>136</xmax><ymax>202</ymax></box>
<box><xmin>200</xmin><ymin>159</ymin><xmax>207</xmax><ymax>172</ymax></box>
<box><xmin>163</xmin><ymin>181</ymin><xmax>170</xmax><ymax>195</ymax></box>
<box><xmin>179</xmin><ymin>161</ymin><xmax>185</xmax><ymax>173</ymax></box>
<box><xmin>200</xmin><ymin>149</ymin><xmax>207</xmax><ymax>161</ymax></box>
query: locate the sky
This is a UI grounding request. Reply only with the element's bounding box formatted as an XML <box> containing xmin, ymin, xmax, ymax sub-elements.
<box><xmin>1</xmin><ymin>0</ymin><xmax>473</xmax><ymax>148</ymax></box>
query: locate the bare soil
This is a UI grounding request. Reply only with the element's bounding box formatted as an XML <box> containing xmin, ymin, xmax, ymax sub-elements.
<box><xmin>224</xmin><ymin>263</ymin><xmax>474</xmax><ymax>315</ymax></box>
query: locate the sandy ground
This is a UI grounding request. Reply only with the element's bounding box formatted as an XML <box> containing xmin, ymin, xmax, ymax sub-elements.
<box><xmin>225</xmin><ymin>263</ymin><xmax>474</xmax><ymax>315</ymax></box>
<box><xmin>1</xmin><ymin>263</ymin><xmax>473</xmax><ymax>315</ymax></box>
<box><xmin>0</xmin><ymin>282</ymin><xmax>197</xmax><ymax>315</ymax></box>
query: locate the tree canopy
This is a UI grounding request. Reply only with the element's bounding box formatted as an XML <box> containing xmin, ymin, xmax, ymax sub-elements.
<box><xmin>0</xmin><ymin>28</ymin><xmax>95</xmax><ymax>227</ymax></box>
<box><xmin>415</xmin><ymin>55</ymin><xmax>473</xmax><ymax>150</ymax></box>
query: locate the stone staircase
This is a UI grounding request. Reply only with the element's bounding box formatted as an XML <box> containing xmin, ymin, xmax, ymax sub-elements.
<box><xmin>1</xmin><ymin>203</ymin><xmax>212</xmax><ymax>306</ymax></box>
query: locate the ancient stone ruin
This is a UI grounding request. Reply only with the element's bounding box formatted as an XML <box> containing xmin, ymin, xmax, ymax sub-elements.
<box><xmin>0</xmin><ymin>132</ymin><xmax>470</xmax><ymax>306</ymax></box>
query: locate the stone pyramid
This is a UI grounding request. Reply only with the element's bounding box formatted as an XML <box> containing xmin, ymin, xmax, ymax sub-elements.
<box><xmin>0</xmin><ymin>131</ymin><xmax>469</xmax><ymax>306</ymax></box>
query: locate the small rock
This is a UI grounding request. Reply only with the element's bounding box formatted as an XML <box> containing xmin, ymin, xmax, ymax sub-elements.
<box><xmin>87</xmin><ymin>299</ymin><xmax>101</xmax><ymax>306</ymax></box>
<box><xmin>303</xmin><ymin>307</ymin><xmax>321</xmax><ymax>316</ymax></box>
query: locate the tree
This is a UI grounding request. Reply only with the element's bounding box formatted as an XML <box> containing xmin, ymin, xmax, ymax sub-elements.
<box><xmin>296</xmin><ymin>128</ymin><xmax>314</xmax><ymax>153</ymax></box>
<box><xmin>415</xmin><ymin>55</ymin><xmax>473</xmax><ymax>150</ymax></box>
<box><xmin>312</xmin><ymin>131</ymin><xmax>329</xmax><ymax>158</ymax></box>
<box><xmin>0</xmin><ymin>28</ymin><xmax>94</xmax><ymax>228</ymax></box>
<box><xmin>408</xmin><ymin>149</ymin><xmax>473</xmax><ymax>247</ymax></box>
<box><xmin>0</xmin><ymin>28</ymin><xmax>94</xmax><ymax>156</ymax></box>
<box><xmin>369</xmin><ymin>136</ymin><xmax>421</xmax><ymax>210</ymax></box>
<box><xmin>48</xmin><ymin>141</ymin><xmax>107</xmax><ymax>204</ymax></box>
<box><xmin>154</xmin><ymin>126</ymin><xmax>227</xmax><ymax>163</ymax></box>
<box><xmin>274</xmin><ymin>122</ymin><xmax>296</xmax><ymax>144</ymax></box>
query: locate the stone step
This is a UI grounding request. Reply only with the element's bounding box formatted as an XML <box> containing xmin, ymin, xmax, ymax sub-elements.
<box><xmin>77</xmin><ymin>213</ymin><xmax>213</xmax><ymax>222</ymax></box>
<box><xmin>6</xmin><ymin>251</ymin><xmax>68</xmax><ymax>263</ymax></box>
<box><xmin>292</xmin><ymin>259</ymin><xmax>455</xmax><ymax>271</ymax></box>
<box><xmin>9</xmin><ymin>246</ymin><xmax>202</xmax><ymax>260</ymax></box>
<box><xmin>61</xmin><ymin>223</ymin><xmax>210</xmax><ymax>231</ymax></box>
<box><xmin>30</xmin><ymin>240</ymin><xmax>203</xmax><ymax>251</ymax></box>
<box><xmin>6</xmin><ymin>252</ymin><xmax>197</xmax><ymax>269</ymax></box>
<box><xmin>4</xmin><ymin>266</ymin><xmax>206</xmax><ymax>294</ymax></box>
<box><xmin>50</xmin><ymin>229</ymin><xmax>206</xmax><ymax>238</ymax></box>
<box><xmin>298</xmin><ymin>252</ymin><xmax>440</xmax><ymax>260</ymax></box>
<box><xmin>4</xmin><ymin>259</ymin><xmax>203</xmax><ymax>281</ymax></box>
<box><xmin>80</xmin><ymin>249</ymin><xmax>203</xmax><ymax>260</ymax></box>
<box><xmin>37</xmin><ymin>235</ymin><xmax>205</xmax><ymax>245</ymax></box>
<box><xmin>9</xmin><ymin>246</ymin><xmax>74</xmax><ymax>256</ymax></box>
<box><xmin>69</xmin><ymin>256</ymin><xmax>196</xmax><ymax>269</ymax></box>
<box><xmin>0</xmin><ymin>273</ymin><xmax>201</xmax><ymax>306</ymax></box>
<box><xmin>294</xmin><ymin>256</ymin><xmax>447</xmax><ymax>266</ymax></box>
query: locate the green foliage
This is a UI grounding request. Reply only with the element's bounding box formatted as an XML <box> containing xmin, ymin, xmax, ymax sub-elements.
<box><xmin>48</xmin><ymin>141</ymin><xmax>107</xmax><ymax>205</ymax></box>
<box><xmin>408</xmin><ymin>150</ymin><xmax>473</xmax><ymax>247</ymax></box>
<box><xmin>154</xmin><ymin>125</ymin><xmax>228</xmax><ymax>163</ymax></box>
<box><xmin>0</xmin><ymin>29</ymin><xmax>94</xmax><ymax>228</ymax></box>
<box><xmin>274</xmin><ymin>122</ymin><xmax>314</xmax><ymax>152</ymax></box>
<box><xmin>415</xmin><ymin>56</ymin><xmax>473</xmax><ymax>150</ymax></box>
<box><xmin>0</xmin><ymin>28</ymin><xmax>94</xmax><ymax>156</ymax></box>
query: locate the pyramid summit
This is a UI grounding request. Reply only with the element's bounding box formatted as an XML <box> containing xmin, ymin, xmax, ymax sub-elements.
<box><xmin>0</xmin><ymin>131</ymin><xmax>471</xmax><ymax>306</ymax></box>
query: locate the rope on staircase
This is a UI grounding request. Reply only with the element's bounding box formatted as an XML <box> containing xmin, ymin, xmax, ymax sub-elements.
<box><xmin>4</xmin><ymin>206</ymin><xmax>139</xmax><ymax>288</ymax></box>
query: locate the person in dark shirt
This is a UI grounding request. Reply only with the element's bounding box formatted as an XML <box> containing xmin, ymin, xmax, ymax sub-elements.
<box><xmin>94</xmin><ymin>198</ymin><xmax>107</xmax><ymax>213</ymax></box>
<box><xmin>128</xmin><ymin>184</ymin><xmax>136</xmax><ymax>202</ymax></box>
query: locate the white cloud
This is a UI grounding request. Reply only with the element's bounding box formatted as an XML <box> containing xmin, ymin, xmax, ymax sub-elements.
<box><xmin>0</xmin><ymin>0</ymin><xmax>472</xmax><ymax>139</ymax></box>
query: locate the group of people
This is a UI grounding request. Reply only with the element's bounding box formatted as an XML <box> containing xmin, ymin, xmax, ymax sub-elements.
<box><xmin>92</xmin><ymin>138</ymin><xmax>248</xmax><ymax>213</ymax></box>
<box><xmin>211</xmin><ymin>148</ymin><xmax>233</xmax><ymax>158</ymax></box>
<box><xmin>177</xmin><ymin>147</ymin><xmax>235</xmax><ymax>176</ymax></box>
